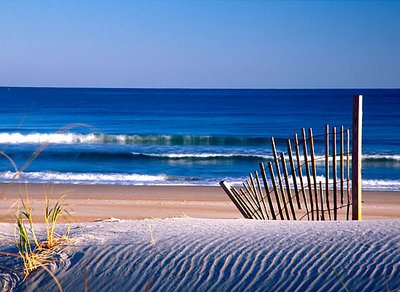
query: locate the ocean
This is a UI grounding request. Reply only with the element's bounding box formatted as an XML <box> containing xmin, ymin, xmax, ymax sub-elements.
<box><xmin>0</xmin><ymin>87</ymin><xmax>399</xmax><ymax>190</ymax></box>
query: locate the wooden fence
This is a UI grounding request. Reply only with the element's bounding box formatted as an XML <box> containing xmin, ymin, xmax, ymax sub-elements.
<box><xmin>220</xmin><ymin>95</ymin><xmax>363</xmax><ymax>221</ymax></box>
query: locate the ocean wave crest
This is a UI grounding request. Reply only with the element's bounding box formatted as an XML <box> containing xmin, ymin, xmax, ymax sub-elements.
<box><xmin>363</xmin><ymin>154</ymin><xmax>400</xmax><ymax>162</ymax></box>
<box><xmin>0</xmin><ymin>171</ymin><xmax>399</xmax><ymax>190</ymax></box>
<box><xmin>0</xmin><ymin>132</ymin><xmax>287</xmax><ymax>146</ymax></box>
<box><xmin>0</xmin><ymin>132</ymin><xmax>99</xmax><ymax>144</ymax></box>
<box><xmin>0</xmin><ymin>171</ymin><xmax>169</xmax><ymax>185</ymax></box>
<box><xmin>131</xmin><ymin>152</ymin><xmax>270</xmax><ymax>160</ymax></box>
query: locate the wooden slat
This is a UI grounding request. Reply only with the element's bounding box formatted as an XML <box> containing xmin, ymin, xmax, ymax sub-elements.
<box><xmin>346</xmin><ymin>129</ymin><xmax>351</xmax><ymax>220</ymax></box>
<box><xmin>231</xmin><ymin>187</ymin><xmax>252</xmax><ymax>218</ymax></box>
<box><xmin>255</xmin><ymin>171</ymin><xmax>269</xmax><ymax>219</ymax></box>
<box><xmin>259</xmin><ymin>162</ymin><xmax>276</xmax><ymax>220</ymax></box>
<box><xmin>340</xmin><ymin>126</ymin><xmax>345</xmax><ymax>206</ymax></box>
<box><xmin>243</xmin><ymin>182</ymin><xmax>263</xmax><ymax>220</ymax></box>
<box><xmin>236</xmin><ymin>188</ymin><xmax>256</xmax><ymax>219</ymax></box>
<box><xmin>249</xmin><ymin>173</ymin><xmax>266</xmax><ymax>219</ymax></box>
<box><xmin>234</xmin><ymin>188</ymin><xmax>255</xmax><ymax>219</ymax></box>
<box><xmin>240</xmin><ymin>189</ymin><xmax>259</xmax><ymax>219</ymax></box>
<box><xmin>271</xmin><ymin>137</ymin><xmax>290</xmax><ymax>219</ymax></box>
<box><xmin>294</xmin><ymin>133</ymin><xmax>309</xmax><ymax>219</ymax></box>
<box><xmin>220</xmin><ymin>181</ymin><xmax>250</xmax><ymax>219</ymax></box>
<box><xmin>352</xmin><ymin>95</ymin><xmax>363</xmax><ymax>220</ymax></box>
<box><xmin>230</xmin><ymin>187</ymin><xmax>252</xmax><ymax>219</ymax></box>
<box><xmin>308</xmin><ymin>128</ymin><xmax>319</xmax><ymax>220</ymax></box>
<box><xmin>246</xmin><ymin>179</ymin><xmax>264</xmax><ymax>220</ymax></box>
<box><xmin>325</xmin><ymin>125</ymin><xmax>331</xmax><ymax>220</ymax></box>
<box><xmin>301</xmin><ymin>128</ymin><xmax>314</xmax><ymax>220</ymax></box>
<box><xmin>332</xmin><ymin>127</ymin><xmax>337</xmax><ymax>220</ymax></box>
<box><xmin>281</xmin><ymin>152</ymin><xmax>296</xmax><ymax>220</ymax></box>
<box><xmin>268</xmin><ymin>162</ymin><xmax>285</xmax><ymax>220</ymax></box>
<box><xmin>287</xmin><ymin>139</ymin><xmax>301</xmax><ymax>209</ymax></box>
<box><xmin>319</xmin><ymin>181</ymin><xmax>325</xmax><ymax>220</ymax></box>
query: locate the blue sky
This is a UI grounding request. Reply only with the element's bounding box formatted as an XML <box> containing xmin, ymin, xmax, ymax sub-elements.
<box><xmin>0</xmin><ymin>1</ymin><xmax>399</xmax><ymax>88</ymax></box>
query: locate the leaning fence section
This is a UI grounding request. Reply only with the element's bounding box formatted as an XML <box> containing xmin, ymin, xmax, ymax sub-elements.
<box><xmin>220</xmin><ymin>125</ymin><xmax>353</xmax><ymax>221</ymax></box>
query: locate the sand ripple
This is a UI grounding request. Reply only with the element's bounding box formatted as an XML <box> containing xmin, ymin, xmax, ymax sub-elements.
<box><xmin>1</xmin><ymin>219</ymin><xmax>399</xmax><ymax>291</ymax></box>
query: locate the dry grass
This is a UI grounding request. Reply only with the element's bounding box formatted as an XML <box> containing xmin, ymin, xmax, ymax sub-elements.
<box><xmin>0</xmin><ymin>123</ymin><xmax>90</xmax><ymax>289</ymax></box>
<box><xmin>14</xmin><ymin>194</ymin><xmax>71</xmax><ymax>279</ymax></box>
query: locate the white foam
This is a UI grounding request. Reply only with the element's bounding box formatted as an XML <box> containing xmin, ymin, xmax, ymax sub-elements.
<box><xmin>0</xmin><ymin>132</ymin><xmax>101</xmax><ymax>144</ymax></box>
<box><xmin>363</xmin><ymin>154</ymin><xmax>400</xmax><ymax>161</ymax></box>
<box><xmin>132</xmin><ymin>152</ymin><xmax>269</xmax><ymax>159</ymax></box>
<box><xmin>1</xmin><ymin>171</ymin><xmax>399</xmax><ymax>190</ymax></box>
<box><xmin>0</xmin><ymin>171</ymin><xmax>168</xmax><ymax>185</ymax></box>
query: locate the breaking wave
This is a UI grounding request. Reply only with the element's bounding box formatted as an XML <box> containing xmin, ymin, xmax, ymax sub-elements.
<box><xmin>0</xmin><ymin>171</ymin><xmax>172</xmax><ymax>185</ymax></box>
<box><xmin>0</xmin><ymin>132</ymin><xmax>301</xmax><ymax>146</ymax></box>
<box><xmin>0</xmin><ymin>171</ymin><xmax>399</xmax><ymax>190</ymax></box>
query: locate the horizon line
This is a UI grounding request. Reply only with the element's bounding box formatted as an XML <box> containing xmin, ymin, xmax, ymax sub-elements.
<box><xmin>1</xmin><ymin>85</ymin><xmax>400</xmax><ymax>90</ymax></box>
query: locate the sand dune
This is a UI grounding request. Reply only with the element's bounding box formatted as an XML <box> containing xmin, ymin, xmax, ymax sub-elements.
<box><xmin>1</xmin><ymin>219</ymin><xmax>399</xmax><ymax>291</ymax></box>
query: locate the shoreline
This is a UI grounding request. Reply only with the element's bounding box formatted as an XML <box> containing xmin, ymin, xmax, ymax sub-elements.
<box><xmin>1</xmin><ymin>183</ymin><xmax>399</xmax><ymax>223</ymax></box>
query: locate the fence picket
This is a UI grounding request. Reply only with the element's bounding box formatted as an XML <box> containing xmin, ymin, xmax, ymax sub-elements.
<box><xmin>308</xmin><ymin>128</ymin><xmax>319</xmax><ymax>220</ymax></box>
<box><xmin>325</xmin><ymin>125</ymin><xmax>331</xmax><ymax>220</ymax></box>
<box><xmin>281</xmin><ymin>152</ymin><xmax>296</xmax><ymax>220</ymax></box>
<box><xmin>294</xmin><ymin>133</ymin><xmax>309</xmax><ymax>219</ymax></box>
<box><xmin>268</xmin><ymin>162</ymin><xmax>285</xmax><ymax>220</ymax></box>
<box><xmin>255</xmin><ymin>171</ymin><xmax>269</xmax><ymax>219</ymax></box>
<box><xmin>259</xmin><ymin>162</ymin><xmax>276</xmax><ymax>220</ymax></box>
<box><xmin>302</xmin><ymin>128</ymin><xmax>315</xmax><ymax>220</ymax></box>
<box><xmin>271</xmin><ymin>138</ymin><xmax>289</xmax><ymax>219</ymax></box>
<box><xmin>340</xmin><ymin>126</ymin><xmax>345</xmax><ymax>206</ymax></box>
<box><xmin>219</xmin><ymin>97</ymin><xmax>362</xmax><ymax>222</ymax></box>
<box><xmin>332</xmin><ymin>127</ymin><xmax>338</xmax><ymax>220</ymax></box>
<box><xmin>287</xmin><ymin>139</ymin><xmax>301</xmax><ymax>209</ymax></box>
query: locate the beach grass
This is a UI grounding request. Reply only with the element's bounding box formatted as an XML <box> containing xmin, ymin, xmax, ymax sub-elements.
<box><xmin>0</xmin><ymin>124</ymin><xmax>81</xmax><ymax>288</ymax></box>
<box><xmin>14</xmin><ymin>194</ymin><xmax>71</xmax><ymax>277</ymax></box>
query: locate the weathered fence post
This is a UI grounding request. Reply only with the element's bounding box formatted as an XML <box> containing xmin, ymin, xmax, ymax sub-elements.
<box><xmin>352</xmin><ymin>95</ymin><xmax>363</xmax><ymax>220</ymax></box>
<box><xmin>220</xmin><ymin>181</ymin><xmax>250</xmax><ymax>219</ymax></box>
<box><xmin>220</xmin><ymin>95</ymin><xmax>363</xmax><ymax>222</ymax></box>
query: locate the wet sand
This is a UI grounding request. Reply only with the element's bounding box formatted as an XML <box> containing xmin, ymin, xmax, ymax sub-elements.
<box><xmin>0</xmin><ymin>183</ymin><xmax>399</xmax><ymax>222</ymax></box>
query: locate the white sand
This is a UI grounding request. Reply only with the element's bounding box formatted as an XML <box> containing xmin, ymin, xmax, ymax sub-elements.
<box><xmin>1</xmin><ymin>219</ymin><xmax>399</xmax><ymax>291</ymax></box>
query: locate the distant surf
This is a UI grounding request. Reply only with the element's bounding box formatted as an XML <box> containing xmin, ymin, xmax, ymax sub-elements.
<box><xmin>1</xmin><ymin>170</ymin><xmax>399</xmax><ymax>190</ymax></box>
<box><xmin>0</xmin><ymin>132</ymin><xmax>274</xmax><ymax>146</ymax></box>
<box><xmin>0</xmin><ymin>88</ymin><xmax>399</xmax><ymax>190</ymax></box>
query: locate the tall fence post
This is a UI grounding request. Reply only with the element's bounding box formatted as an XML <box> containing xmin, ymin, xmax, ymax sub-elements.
<box><xmin>352</xmin><ymin>95</ymin><xmax>363</xmax><ymax>220</ymax></box>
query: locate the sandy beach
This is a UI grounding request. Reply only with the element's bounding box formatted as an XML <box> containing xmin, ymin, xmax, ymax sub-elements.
<box><xmin>1</xmin><ymin>183</ymin><xmax>399</xmax><ymax>291</ymax></box>
<box><xmin>0</xmin><ymin>183</ymin><xmax>399</xmax><ymax>223</ymax></box>
<box><xmin>0</xmin><ymin>218</ymin><xmax>399</xmax><ymax>291</ymax></box>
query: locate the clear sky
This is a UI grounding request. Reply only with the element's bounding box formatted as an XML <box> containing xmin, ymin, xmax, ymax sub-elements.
<box><xmin>0</xmin><ymin>0</ymin><xmax>399</xmax><ymax>88</ymax></box>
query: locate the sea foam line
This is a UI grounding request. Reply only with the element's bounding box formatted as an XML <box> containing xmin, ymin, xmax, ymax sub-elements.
<box><xmin>131</xmin><ymin>152</ymin><xmax>269</xmax><ymax>159</ymax></box>
<box><xmin>0</xmin><ymin>171</ymin><xmax>169</xmax><ymax>185</ymax></box>
<box><xmin>1</xmin><ymin>133</ymin><xmax>398</xmax><ymax>162</ymax></box>
<box><xmin>0</xmin><ymin>171</ymin><xmax>399</xmax><ymax>190</ymax></box>
<box><xmin>0</xmin><ymin>132</ymin><xmax>253</xmax><ymax>145</ymax></box>
<box><xmin>0</xmin><ymin>132</ymin><xmax>316</xmax><ymax>146</ymax></box>
<box><xmin>132</xmin><ymin>152</ymin><xmax>400</xmax><ymax>163</ymax></box>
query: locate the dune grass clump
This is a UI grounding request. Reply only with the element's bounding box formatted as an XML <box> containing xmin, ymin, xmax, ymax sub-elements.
<box><xmin>15</xmin><ymin>194</ymin><xmax>71</xmax><ymax>278</ymax></box>
<box><xmin>0</xmin><ymin>195</ymin><xmax>69</xmax><ymax>291</ymax></box>
<box><xmin>0</xmin><ymin>123</ymin><xmax>95</xmax><ymax>291</ymax></box>
<box><xmin>43</xmin><ymin>194</ymin><xmax>70</xmax><ymax>249</ymax></box>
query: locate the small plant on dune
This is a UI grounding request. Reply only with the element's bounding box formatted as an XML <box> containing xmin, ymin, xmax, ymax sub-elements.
<box><xmin>0</xmin><ymin>196</ymin><xmax>69</xmax><ymax>291</ymax></box>
<box><xmin>14</xmin><ymin>213</ymin><xmax>50</xmax><ymax>277</ymax></box>
<box><xmin>0</xmin><ymin>123</ymin><xmax>93</xmax><ymax>290</ymax></box>
<box><xmin>15</xmin><ymin>194</ymin><xmax>71</xmax><ymax>277</ymax></box>
<box><xmin>44</xmin><ymin>194</ymin><xmax>70</xmax><ymax>249</ymax></box>
<box><xmin>20</xmin><ymin>196</ymin><xmax>40</xmax><ymax>248</ymax></box>
<box><xmin>320</xmin><ymin>252</ymin><xmax>349</xmax><ymax>292</ymax></box>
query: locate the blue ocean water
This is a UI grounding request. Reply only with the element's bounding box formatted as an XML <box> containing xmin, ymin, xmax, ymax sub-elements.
<box><xmin>0</xmin><ymin>87</ymin><xmax>399</xmax><ymax>190</ymax></box>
